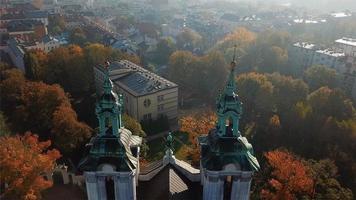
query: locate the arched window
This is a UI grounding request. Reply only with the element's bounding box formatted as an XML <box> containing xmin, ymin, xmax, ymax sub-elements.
<box><xmin>225</xmin><ymin>116</ymin><xmax>233</xmax><ymax>136</ymax></box>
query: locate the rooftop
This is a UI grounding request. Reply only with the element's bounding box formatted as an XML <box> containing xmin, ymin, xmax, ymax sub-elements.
<box><xmin>315</xmin><ymin>48</ymin><xmax>345</xmax><ymax>57</ymax></box>
<box><xmin>293</xmin><ymin>42</ymin><xmax>316</xmax><ymax>50</ymax></box>
<box><xmin>6</xmin><ymin>19</ymin><xmax>43</xmax><ymax>32</ymax></box>
<box><xmin>335</xmin><ymin>37</ymin><xmax>356</xmax><ymax>47</ymax></box>
<box><xmin>97</xmin><ymin>60</ymin><xmax>178</xmax><ymax>97</ymax></box>
<box><xmin>331</xmin><ymin>12</ymin><xmax>352</xmax><ymax>18</ymax></box>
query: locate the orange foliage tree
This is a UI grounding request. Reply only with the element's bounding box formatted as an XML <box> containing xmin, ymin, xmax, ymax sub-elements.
<box><xmin>0</xmin><ymin>132</ymin><xmax>61</xmax><ymax>200</ymax></box>
<box><xmin>179</xmin><ymin>111</ymin><xmax>217</xmax><ymax>166</ymax></box>
<box><xmin>0</xmin><ymin>69</ymin><xmax>92</xmax><ymax>154</ymax></box>
<box><xmin>261</xmin><ymin>150</ymin><xmax>314</xmax><ymax>200</ymax></box>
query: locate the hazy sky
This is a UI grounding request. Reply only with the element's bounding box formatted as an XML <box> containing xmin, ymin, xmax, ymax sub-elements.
<box><xmin>230</xmin><ymin>0</ymin><xmax>356</xmax><ymax>12</ymax></box>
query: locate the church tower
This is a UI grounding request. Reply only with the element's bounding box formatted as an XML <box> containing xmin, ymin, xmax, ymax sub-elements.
<box><xmin>198</xmin><ymin>51</ymin><xmax>260</xmax><ymax>200</ymax></box>
<box><xmin>79</xmin><ymin>62</ymin><xmax>142</xmax><ymax>200</ymax></box>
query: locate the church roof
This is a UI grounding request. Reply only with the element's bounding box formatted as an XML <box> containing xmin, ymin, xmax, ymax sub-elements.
<box><xmin>138</xmin><ymin>164</ymin><xmax>202</xmax><ymax>200</ymax></box>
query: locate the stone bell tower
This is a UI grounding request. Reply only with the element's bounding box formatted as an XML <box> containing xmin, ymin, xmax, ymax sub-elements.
<box><xmin>198</xmin><ymin>50</ymin><xmax>260</xmax><ymax>200</ymax></box>
<box><xmin>78</xmin><ymin>62</ymin><xmax>142</xmax><ymax>200</ymax></box>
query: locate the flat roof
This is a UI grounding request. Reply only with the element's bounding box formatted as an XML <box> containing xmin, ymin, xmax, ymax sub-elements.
<box><xmin>335</xmin><ymin>37</ymin><xmax>356</xmax><ymax>47</ymax></box>
<box><xmin>293</xmin><ymin>42</ymin><xmax>316</xmax><ymax>50</ymax></box>
<box><xmin>315</xmin><ymin>49</ymin><xmax>345</xmax><ymax>57</ymax></box>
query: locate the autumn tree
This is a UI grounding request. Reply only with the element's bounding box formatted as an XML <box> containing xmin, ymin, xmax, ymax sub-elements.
<box><xmin>176</xmin><ymin>28</ymin><xmax>203</xmax><ymax>51</ymax></box>
<box><xmin>306</xmin><ymin>159</ymin><xmax>353</xmax><ymax>200</ymax></box>
<box><xmin>51</xmin><ymin>104</ymin><xmax>92</xmax><ymax>154</ymax></box>
<box><xmin>0</xmin><ymin>69</ymin><xmax>92</xmax><ymax>154</ymax></box>
<box><xmin>236</xmin><ymin>73</ymin><xmax>274</xmax><ymax>121</ymax></box>
<box><xmin>24</xmin><ymin>50</ymin><xmax>48</xmax><ymax>80</ymax></box>
<box><xmin>168</xmin><ymin>51</ymin><xmax>197</xmax><ymax>86</ymax></box>
<box><xmin>0</xmin><ymin>132</ymin><xmax>61</xmax><ymax>200</ymax></box>
<box><xmin>260</xmin><ymin>150</ymin><xmax>314</xmax><ymax>200</ymax></box>
<box><xmin>48</xmin><ymin>15</ymin><xmax>66</xmax><ymax>35</ymax></box>
<box><xmin>267</xmin><ymin>73</ymin><xmax>309</xmax><ymax>115</ymax></box>
<box><xmin>46</xmin><ymin>45</ymin><xmax>89</xmax><ymax>95</ymax></box>
<box><xmin>154</xmin><ymin>37</ymin><xmax>176</xmax><ymax>64</ymax></box>
<box><xmin>0</xmin><ymin>112</ymin><xmax>10</xmax><ymax>136</ymax></box>
<box><xmin>307</xmin><ymin>87</ymin><xmax>354</xmax><ymax>120</ymax></box>
<box><xmin>168</xmin><ymin>50</ymin><xmax>228</xmax><ymax>99</ymax></box>
<box><xmin>304</xmin><ymin>65</ymin><xmax>338</xmax><ymax>91</ymax></box>
<box><xmin>179</xmin><ymin>111</ymin><xmax>217</xmax><ymax>166</ymax></box>
<box><xmin>215</xmin><ymin>27</ymin><xmax>256</xmax><ymax>51</ymax></box>
<box><xmin>69</xmin><ymin>27</ymin><xmax>87</xmax><ymax>46</ymax></box>
<box><xmin>0</xmin><ymin>69</ymin><xmax>26</xmax><ymax>114</ymax></box>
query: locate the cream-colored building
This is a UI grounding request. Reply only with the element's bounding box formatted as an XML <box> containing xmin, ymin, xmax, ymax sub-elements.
<box><xmin>94</xmin><ymin>60</ymin><xmax>178</xmax><ymax>122</ymax></box>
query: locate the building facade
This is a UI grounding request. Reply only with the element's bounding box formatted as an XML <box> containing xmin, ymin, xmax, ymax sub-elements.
<box><xmin>311</xmin><ymin>49</ymin><xmax>345</xmax><ymax>73</ymax></box>
<box><xmin>94</xmin><ymin>60</ymin><xmax>178</xmax><ymax>122</ymax></box>
<box><xmin>335</xmin><ymin>38</ymin><xmax>356</xmax><ymax>100</ymax></box>
<box><xmin>288</xmin><ymin>42</ymin><xmax>316</xmax><ymax>75</ymax></box>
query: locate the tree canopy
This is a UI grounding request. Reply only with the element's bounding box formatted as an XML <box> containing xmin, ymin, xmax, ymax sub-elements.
<box><xmin>0</xmin><ymin>132</ymin><xmax>61</xmax><ymax>200</ymax></box>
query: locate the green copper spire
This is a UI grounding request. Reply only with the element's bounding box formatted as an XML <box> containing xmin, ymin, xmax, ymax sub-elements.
<box><xmin>216</xmin><ymin>46</ymin><xmax>242</xmax><ymax>137</ymax></box>
<box><xmin>95</xmin><ymin>61</ymin><xmax>123</xmax><ymax>136</ymax></box>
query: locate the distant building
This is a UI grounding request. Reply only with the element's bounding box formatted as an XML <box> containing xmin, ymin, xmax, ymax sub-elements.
<box><xmin>288</xmin><ymin>42</ymin><xmax>316</xmax><ymax>72</ymax></box>
<box><xmin>94</xmin><ymin>60</ymin><xmax>178</xmax><ymax>122</ymax></box>
<box><xmin>7</xmin><ymin>37</ymin><xmax>25</xmax><ymax>71</ymax></box>
<box><xmin>6</xmin><ymin>20</ymin><xmax>47</xmax><ymax>42</ymax></box>
<box><xmin>0</xmin><ymin>10</ymin><xmax>49</xmax><ymax>26</ymax></box>
<box><xmin>289</xmin><ymin>42</ymin><xmax>346</xmax><ymax>73</ymax></box>
<box><xmin>335</xmin><ymin>37</ymin><xmax>356</xmax><ymax>57</ymax></box>
<box><xmin>335</xmin><ymin>38</ymin><xmax>356</xmax><ymax>100</ymax></box>
<box><xmin>6</xmin><ymin>36</ymin><xmax>61</xmax><ymax>71</ymax></box>
<box><xmin>311</xmin><ymin>49</ymin><xmax>345</xmax><ymax>72</ymax></box>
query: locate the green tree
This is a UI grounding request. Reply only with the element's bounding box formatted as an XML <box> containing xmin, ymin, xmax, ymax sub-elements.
<box><xmin>69</xmin><ymin>27</ymin><xmax>87</xmax><ymax>46</ymax></box>
<box><xmin>267</xmin><ymin>73</ymin><xmax>309</xmax><ymax>114</ymax></box>
<box><xmin>304</xmin><ymin>65</ymin><xmax>338</xmax><ymax>91</ymax></box>
<box><xmin>168</xmin><ymin>51</ymin><xmax>197</xmax><ymax>86</ymax></box>
<box><xmin>307</xmin><ymin>87</ymin><xmax>354</xmax><ymax>120</ymax></box>
<box><xmin>306</xmin><ymin>159</ymin><xmax>353</xmax><ymax>200</ymax></box>
<box><xmin>236</xmin><ymin>72</ymin><xmax>274</xmax><ymax>120</ymax></box>
<box><xmin>24</xmin><ymin>50</ymin><xmax>47</xmax><ymax>80</ymax></box>
<box><xmin>154</xmin><ymin>37</ymin><xmax>176</xmax><ymax>64</ymax></box>
<box><xmin>176</xmin><ymin>28</ymin><xmax>202</xmax><ymax>51</ymax></box>
<box><xmin>0</xmin><ymin>112</ymin><xmax>10</xmax><ymax>136</ymax></box>
<box><xmin>123</xmin><ymin>114</ymin><xmax>148</xmax><ymax>156</ymax></box>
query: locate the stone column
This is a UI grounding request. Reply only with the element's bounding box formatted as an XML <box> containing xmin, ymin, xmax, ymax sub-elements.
<box><xmin>203</xmin><ymin>172</ymin><xmax>224</xmax><ymax>200</ymax></box>
<box><xmin>114</xmin><ymin>172</ymin><xmax>136</xmax><ymax>200</ymax></box>
<box><xmin>97</xmin><ymin>176</ymin><xmax>107</xmax><ymax>200</ymax></box>
<box><xmin>84</xmin><ymin>172</ymin><xmax>99</xmax><ymax>200</ymax></box>
<box><xmin>230</xmin><ymin>172</ymin><xmax>252</xmax><ymax>200</ymax></box>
